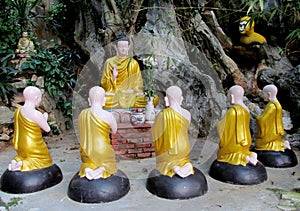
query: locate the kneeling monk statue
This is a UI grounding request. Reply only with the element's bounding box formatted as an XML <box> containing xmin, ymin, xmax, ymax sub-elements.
<box><xmin>0</xmin><ymin>86</ymin><xmax>62</xmax><ymax>194</ymax></box>
<box><xmin>67</xmin><ymin>86</ymin><xmax>130</xmax><ymax>203</ymax></box>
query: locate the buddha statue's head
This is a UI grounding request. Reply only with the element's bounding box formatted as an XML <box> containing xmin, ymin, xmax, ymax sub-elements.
<box><xmin>239</xmin><ymin>16</ymin><xmax>255</xmax><ymax>35</ymax></box>
<box><xmin>115</xmin><ymin>33</ymin><xmax>130</xmax><ymax>58</ymax></box>
<box><xmin>228</xmin><ymin>85</ymin><xmax>244</xmax><ymax>105</ymax></box>
<box><xmin>262</xmin><ymin>84</ymin><xmax>278</xmax><ymax>102</ymax></box>
<box><xmin>23</xmin><ymin>86</ymin><xmax>42</xmax><ymax>107</ymax></box>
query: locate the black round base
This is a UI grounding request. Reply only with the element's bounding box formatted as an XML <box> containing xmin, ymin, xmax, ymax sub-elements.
<box><xmin>146</xmin><ymin>167</ymin><xmax>208</xmax><ymax>200</ymax></box>
<box><xmin>67</xmin><ymin>170</ymin><xmax>130</xmax><ymax>203</ymax></box>
<box><xmin>209</xmin><ymin>160</ymin><xmax>267</xmax><ymax>185</ymax></box>
<box><xmin>252</xmin><ymin>149</ymin><xmax>298</xmax><ymax>168</ymax></box>
<box><xmin>0</xmin><ymin>164</ymin><xmax>63</xmax><ymax>194</ymax></box>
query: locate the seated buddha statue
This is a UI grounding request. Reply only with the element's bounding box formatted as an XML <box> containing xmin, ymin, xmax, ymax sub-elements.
<box><xmin>0</xmin><ymin>86</ymin><xmax>62</xmax><ymax>194</ymax></box>
<box><xmin>146</xmin><ymin>86</ymin><xmax>208</xmax><ymax>199</ymax></box>
<box><xmin>209</xmin><ymin>85</ymin><xmax>267</xmax><ymax>185</ymax></box>
<box><xmin>15</xmin><ymin>31</ymin><xmax>36</xmax><ymax>58</ymax></box>
<box><xmin>67</xmin><ymin>86</ymin><xmax>130</xmax><ymax>203</ymax></box>
<box><xmin>253</xmin><ymin>84</ymin><xmax>298</xmax><ymax>167</ymax></box>
<box><xmin>100</xmin><ymin>33</ymin><xmax>158</xmax><ymax>109</ymax></box>
<box><xmin>239</xmin><ymin>16</ymin><xmax>266</xmax><ymax>45</ymax></box>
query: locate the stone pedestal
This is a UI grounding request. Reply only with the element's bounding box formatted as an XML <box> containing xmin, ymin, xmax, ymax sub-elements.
<box><xmin>146</xmin><ymin>168</ymin><xmax>208</xmax><ymax>199</ymax></box>
<box><xmin>209</xmin><ymin>160</ymin><xmax>268</xmax><ymax>185</ymax></box>
<box><xmin>68</xmin><ymin>170</ymin><xmax>130</xmax><ymax>203</ymax></box>
<box><xmin>0</xmin><ymin>164</ymin><xmax>63</xmax><ymax>194</ymax></box>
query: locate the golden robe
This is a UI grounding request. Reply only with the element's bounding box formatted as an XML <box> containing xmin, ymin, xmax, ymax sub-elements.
<box><xmin>217</xmin><ymin>105</ymin><xmax>254</xmax><ymax>166</ymax></box>
<box><xmin>255</xmin><ymin>101</ymin><xmax>285</xmax><ymax>151</ymax></box>
<box><xmin>78</xmin><ymin>108</ymin><xmax>117</xmax><ymax>178</ymax></box>
<box><xmin>12</xmin><ymin>108</ymin><xmax>53</xmax><ymax>171</ymax></box>
<box><xmin>16</xmin><ymin>38</ymin><xmax>36</xmax><ymax>54</ymax></box>
<box><xmin>152</xmin><ymin>108</ymin><xmax>194</xmax><ymax>177</ymax></box>
<box><xmin>101</xmin><ymin>56</ymin><xmax>148</xmax><ymax>109</ymax></box>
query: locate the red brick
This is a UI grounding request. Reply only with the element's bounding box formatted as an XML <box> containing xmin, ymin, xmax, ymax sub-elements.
<box><xmin>111</xmin><ymin>140</ymin><xmax>119</xmax><ymax>145</ymax></box>
<box><xmin>143</xmin><ymin>147</ymin><xmax>155</xmax><ymax>153</ymax></box>
<box><xmin>136</xmin><ymin>143</ymin><xmax>151</xmax><ymax>148</ymax></box>
<box><xmin>113</xmin><ymin>144</ymin><xmax>135</xmax><ymax>150</ymax></box>
<box><xmin>143</xmin><ymin>137</ymin><xmax>153</xmax><ymax>143</ymax></box>
<box><xmin>127</xmin><ymin>139</ymin><xmax>142</xmax><ymax>144</ymax></box>
<box><xmin>117</xmin><ymin>133</ymin><xmax>138</xmax><ymax>138</ymax></box>
<box><xmin>114</xmin><ymin>149</ymin><xmax>127</xmax><ymax>155</ymax></box>
<box><xmin>116</xmin><ymin>129</ymin><xmax>129</xmax><ymax>134</ymax></box>
<box><xmin>119</xmin><ymin>154</ymin><xmax>137</xmax><ymax>159</ymax></box>
<box><xmin>111</xmin><ymin>134</ymin><xmax>120</xmax><ymax>139</ymax></box>
<box><xmin>137</xmin><ymin>153</ymin><xmax>151</xmax><ymax>158</ymax></box>
<box><xmin>127</xmin><ymin>148</ymin><xmax>143</xmax><ymax>154</ymax></box>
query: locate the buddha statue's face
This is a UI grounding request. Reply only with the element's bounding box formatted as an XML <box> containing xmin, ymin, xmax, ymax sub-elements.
<box><xmin>22</xmin><ymin>31</ymin><xmax>28</xmax><ymax>37</ymax></box>
<box><xmin>116</xmin><ymin>40</ymin><xmax>129</xmax><ymax>58</ymax></box>
<box><xmin>261</xmin><ymin>89</ymin><xmax>270</xmax><ymax>102</ymax></box>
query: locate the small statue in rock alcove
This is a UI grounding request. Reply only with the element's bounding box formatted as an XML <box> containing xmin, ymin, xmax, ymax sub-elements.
<box><xmin>14</xmin><ymin>31</ymin><xmax>37</xmax><ymax>69</ymax></box>
<box><xmin>0</xmin><ymin>86</ymin><xmax>62</xmax><ymax>194</ymax></box>
<box><xmin>253</xmin><ymin>84</ymin><xmax>298</xmax><ymax>167</ymax></box>
<box><xmin>239</xmin><ymin>16</ymin><xmax>266</xmax><ymax>45</ymax></box>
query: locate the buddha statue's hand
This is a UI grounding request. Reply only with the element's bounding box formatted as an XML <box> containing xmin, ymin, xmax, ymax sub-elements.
<box><xmin>136</xmin><ymin>92</ymin><xmax>144</xmax><ymax>96</ymax></box>
<box><xmin>43</xmin><ymin>112</ymin><xmax>48</xmax><ymax>120</ymax></box>
<box><xmin>106</xmin><ymin>92</ymin><xmax>115</xmax><ymax>96</ymax></box>
<box><xmin>112</xmin><ymin>65</ymin><xmax>118</xmax><ymax>80</ymax></box>
<box><xmin>121</xmin><ymin>89</ymin><xmax>134</xmax><ymax>94</ymax></box>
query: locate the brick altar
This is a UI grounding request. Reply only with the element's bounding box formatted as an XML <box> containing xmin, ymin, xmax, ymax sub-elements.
<box><xmin>111</xmin><ymin>123</ymin><xmax>155</xmax><ymax>160</ymax></box>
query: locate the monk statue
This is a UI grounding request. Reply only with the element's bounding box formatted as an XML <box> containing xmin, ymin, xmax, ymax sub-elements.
<box><xmin>217</xmin><ymin>85</ymin><xmax>258</xmax><ymax>166</ymax></box>
<box><xmin>78</xmin><ymin>86</ymin><xmax>118</xmax><ymax>179</ymax></box>
<box><xmin>152</xmin><ymin>86</ymin><xmax>194</xmax><ymax>177</ymax></box>
<box><xmin>68</xmin><ymin>86</ymin><xmax>130</xmax><ymax>203</ymax></box>
<box><xmin>146</xmin><ymin>86</ymin><xmax>208</xmax><ymax>199</ymax></box>
<box><xmin>100</xmin><ymin>33</ymin><xmax>158</xmax><ymax>109</ymax></box>
<box><xmin>0</xmin><ymin>86</ymin><xmax>62</xmax><ymax>194</ymax></box>
<box><xmin>239</xmin><ymin>16</ymin><xmax>266</xmax><ymax>45</ymax></box>
<box><xmin>209</xmin><ymin>85</ymin><xmax>267</xmax><ymax>185</ymax></box>
<box><xmin>15</xmin><ymin>31</ymin><xmax>36</xmax><ymax>57</ymax></box>
<box><xmin>253</xmin><ymin>84</ymin><xmax>298</xmax><ymax>167</ymax></box>
<box><xmin>10</xmin><ymin>86</ymin><xmax>53</xmax><ymax>171</ymax></box>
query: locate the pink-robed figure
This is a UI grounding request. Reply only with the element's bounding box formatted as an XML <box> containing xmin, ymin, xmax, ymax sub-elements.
<box><xmin>78</xmin><ymin>86</ymin><xmax>118</xmax><ymax>180</ymax></box>
<box><xmin>8</xmin><ymin>86</ymin><xmax>53</xmax><ymax>172</ymax></box>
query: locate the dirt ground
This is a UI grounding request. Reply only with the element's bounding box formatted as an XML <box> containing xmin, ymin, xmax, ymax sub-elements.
<box><xmin>0</xmin><ymin>130</ymin><xmax>300</xmax><ymax>211</ymax></box>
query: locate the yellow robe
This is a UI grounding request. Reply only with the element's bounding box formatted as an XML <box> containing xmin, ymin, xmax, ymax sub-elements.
<box><xmin>217</xmin><ymin>104</ymin><xmax>254</xmax><ymax>166</ymax></box>
<box><xmin>101</xmin><ymin>56</ymin><xmax>148</xmax><ymax>109</ymax></box>
<box><xmin>255</xmin><ymin>101</ymin><xmax>285</xmax><ymax>151</ymax></box>
<box><xmin>12</xmin><ymin>108</ymin><xmax>53</xmax><ymax>171</ymax></box>
<box><xmin>152</xmin><ymin>108</ymin><xmax>194</xmax><ymax>177</ymax></box>
<box><xmin>78</xmin><ymin>108</ymin><xmax>117</xmax><ymax>178</ymax></box>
